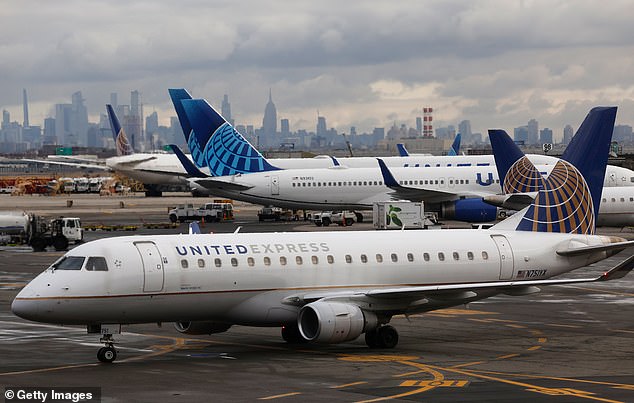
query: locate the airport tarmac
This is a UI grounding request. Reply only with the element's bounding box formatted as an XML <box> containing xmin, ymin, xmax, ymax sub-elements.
<box><xmin>0</xmin><ymin>193</ymin><xmax>633</xmax><ymax>402</ymax></box>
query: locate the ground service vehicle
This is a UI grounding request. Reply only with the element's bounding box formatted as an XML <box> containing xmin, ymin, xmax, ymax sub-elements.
<box><xmin>313</xmin><ymin>211</ymin><xmax>356</xmax><ymax>226</ymax></box>
<box><xmin>0</xmin><ymin>212</ymin><xmax>83</xmax><ymax>251</ymax></box>
<box><xmin>169</xmin><ymin>202</ymin><xmax>234</xmax><ymax>223</ymax></box>
<box><xmin>373</xmin><ymin>201</ymin><xmax>439</xmax><ymax>229</ymax></box>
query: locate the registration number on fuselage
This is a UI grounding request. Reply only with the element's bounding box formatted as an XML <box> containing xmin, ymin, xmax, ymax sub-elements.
<box><xmin>516</xmin><ymin>269</ymin><xmax>547</xmax><ymax>279</ymax></box>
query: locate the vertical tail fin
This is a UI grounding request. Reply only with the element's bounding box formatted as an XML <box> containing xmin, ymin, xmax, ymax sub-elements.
<box><xmin>489</xmin><ymin>129</ymin><xmax>543</xmax><ymax>194</ymax></box>
<box><xmin>168</xmin><ymin>89</ymin><xmax>201</xmax><ymax>165</ymax></box>
<box><xmin>106</xmin><ymin>105</ymin><xmax>133</xmax><ymax>156</ymax></box>
<box><xmin>447</xmin><ymin>133</ymin><xmax>461</xmax><ymax>156</ymax></box>
<box><xmin>396</xmin><ymin>143</ymin><xmax>409</xmax><ymax>157</ymax></box>
<box><xmin>181</xmin><ymin>98</ymin><xmax>280</xmax><ymax>176</ymax></box>
<box><xmin>501</xmin><ymin>107</ymin><xmax>617</xmax><ymax>234</ymax></box>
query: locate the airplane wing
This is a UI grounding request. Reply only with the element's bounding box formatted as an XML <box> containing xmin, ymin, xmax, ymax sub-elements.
<box><xmin>190</xmin><ymin>177</ymin><xmax>253</xmax><ymax>192</ymax></box>
<box><xmin>283</xmin><ymin>254</ymin><xmax>634</xmax><ymax>312</ymax></box>
<box><xmin>21</xmin><ymin>158</ymin><xmax>111</xmax><ymax>171</ymax></box>
<box><xmin>107</xmin><ymin>155</ymin><xmax>157</xmax><ymax>166</ymax></box>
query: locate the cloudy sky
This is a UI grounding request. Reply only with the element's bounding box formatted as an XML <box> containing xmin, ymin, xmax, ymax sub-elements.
<box><xmin>2</xmin><ymin>0</ymin><xmax>633</xmax><ymax>141</ymax></box>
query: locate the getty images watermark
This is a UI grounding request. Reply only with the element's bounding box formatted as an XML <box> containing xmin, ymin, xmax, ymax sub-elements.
<box><xmin>4</xmin><ymin>387</ymin><xmax>100</xmax><ymax>403</ymax></box>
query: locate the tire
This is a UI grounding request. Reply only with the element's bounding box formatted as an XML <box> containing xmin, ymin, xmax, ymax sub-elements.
<box><xmin>314</xmin><ymin>222</ymin><xmax>322</xmax><ymax>227</ymax></box>
<box><xmin>355</xmin><ymin>212</ymin><xmax>364</xmax><ymax>223</ymax></box>
<box><xmin>345</xmin><ymin>218</ymin><xmax>354</xmax><ymax>226</ymax></box>
<box><xmin>169</xmin><ymin>214</ymin><xmax>178</xmax><ymax>223</ymax></box>
<box><xmin>365</xmin><ymin>329</ymin><xmax>380</xmax><ymax>348</ymax></box>
<box><xmin>97</xmin><ymin>346</ymin><xmax>117</xmax><ymax>363</ymax></box>
<box><xmin>377</xmin><ymin>325</ymin><xmax>399</xmax><ymax>349</ymax></box>
<box><xmin>322</xmin><ymin>218</ymin><xmax>331</xmax><ymax>227</ymax></box>
<box><xmin>30</xmin><ymin>237</ymin><xmax>47</xmax><ymax>252</ymax></box>
<box><xmin>52</xmin><ymin>236</ymin><xmax>69</xmax><ymax>251</ymax></box>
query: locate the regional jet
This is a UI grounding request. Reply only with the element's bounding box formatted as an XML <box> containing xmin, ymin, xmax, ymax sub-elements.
<box><xmin>12</xmin><ymin>106</ymin><xmax>634</xmax><ymax>364</ymax></box>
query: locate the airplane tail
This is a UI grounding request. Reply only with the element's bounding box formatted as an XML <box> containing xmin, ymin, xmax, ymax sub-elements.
<box><xmin>396</xmin><ymin>144</ymin><xmax>409</xmax><ymax>157</ymax></box>
<box><xmin>181</xmin><ymin>98</ymin><xmax>280</xmax><ymax>176</ymax></box>
<box><xmin>168</xmin><ymin>89</ymin><xmax>201</xmax><ymax>165</ymax></box>
<box><xmin>106</xmin><ymin>105</ymin><xmax>134</xmax><ymax>156</ymax></box>
<box><xmin>489</xmin><ymin>129</ymin><xmax>543</xmax><ymax>194</ymax></box>
<box><xmin>493</xmin><ymin>107</ymin><xmax>617</xmax><ymax>235</ymax></box>
<box><xmin>447</xmin><ymin>133</ymin><xmax>461</xmax><ymax>156</ymax></box>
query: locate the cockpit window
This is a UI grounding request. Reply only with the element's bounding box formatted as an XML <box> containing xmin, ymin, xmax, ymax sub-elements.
<box><xmin>86</xmin><ymin>256</ymin><xmax>108</xmax><ymax>271</ymax></box>
<box><xmin>54</xmin><ymin>256</ymin><xmax>85</xmax><ymax>270</ymax></box>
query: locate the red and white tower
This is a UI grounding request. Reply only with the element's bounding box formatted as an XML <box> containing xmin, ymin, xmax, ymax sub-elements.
<box><xmin>423</xmin><ymin>107</ymin><xmax>433</xmax><ymax>137</ymax></box>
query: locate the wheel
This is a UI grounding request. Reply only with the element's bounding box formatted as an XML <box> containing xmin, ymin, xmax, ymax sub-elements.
<box><xmin>97</xmin><ymin>346</ymin><xmax>117</xmax><ymax>363</ymax></box>
<box><xmin>30</xmin><ymin>237</ymin><xmax>47</xmax><ymax>252</ymax></box>
<box><xmin>365</xmin><ymin>329</ymin><xmax>380</xmax><ymax>348</ymax></box>
<box><xmin>377</xmin><ymin>325</ymin><xmax>399</xmax><ymax>348</ymax></box>
<box><xmin>322</xmin><ymin>218</ymin><xmax>331</xmax><ymax>227</ymax></box>
<box><xmin>345</xmin><ymin>218</ymin><xmax>354</xmax><ymax>226</ymax></box>
<box><xmin>315</xmin><ymin>222</ymin><xmax>322</xmax><ymax>227</ymax></box>
<box><xmin>355</xmin><ymin>212</ymin><xmax>364</xmax><ymax>223</ymax></box>
<box><xmin>52</xmin><ymin>236</ymin><xmax>69</xmax><ymax>251</ymax></box>
<box><xmin>281</xmin><ymin>324</ymin><xmax>307</xmax><ymax>344</ymax></box>
<box><xmin>169</xmin><ymin>214</ymin><xmax>178</xmax><ymax>223</ymax></box>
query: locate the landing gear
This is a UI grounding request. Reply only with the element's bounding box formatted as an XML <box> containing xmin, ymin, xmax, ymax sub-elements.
<box><xmin>281</xmin><ymin>324</ymin><xmax>307</xmax><ymax>344</ymax></box>
<box><xmin>365</xmin><ymin>325</ymin><xmax>399</xmax><ymax>349</ymax></box>
<box><xmin>97</xmin><ymin>333</ymin><xmax>117</xmax><ymax>363</ymax></box>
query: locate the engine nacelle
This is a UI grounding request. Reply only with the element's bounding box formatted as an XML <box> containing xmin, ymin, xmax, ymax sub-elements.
<box><xmin>173</xmin><ymin>321</ymin><xmax>232</xmax><ymax>335</ymax></box>
<box><xmin>441</xmin><ymin>198</ymin><xmax>498</xmax><ymax>223</ymax></box>
<box><xmin>298</xmin><ymin>301</ymin><xmax>376</xmax><ymax>343</ymax></box>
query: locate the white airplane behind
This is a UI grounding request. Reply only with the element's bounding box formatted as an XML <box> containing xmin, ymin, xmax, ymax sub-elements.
<box><xmin>12</xmin><ymin>106</ymin><xmax>634</xmax><ymax>364</ymax></box>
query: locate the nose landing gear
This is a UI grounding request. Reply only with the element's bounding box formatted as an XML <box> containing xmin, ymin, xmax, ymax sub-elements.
<box><xmin>97</xmin><ymin>333</ymin><xmax>117</xmax><ymax>363</ymax></box>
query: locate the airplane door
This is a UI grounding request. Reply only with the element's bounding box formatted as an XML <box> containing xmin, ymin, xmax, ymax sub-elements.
<box><xmin>491</xmin><ymin>235</ymin><xmax>514</xmax><ymax>280</ymax></box>
<box><xmin>448</xmin><ymin>177</ymin><xmax>455</xmax><ymax>189</ymax></box>
<box><xmin>271</xmin><ymin>175</ymin><xmax>280</xmax><ymax>195</ymax></box>
<box><xmin>134</xmin><ymin>241</ymin><xmax>164</xmax><ymax>292</ymax></box>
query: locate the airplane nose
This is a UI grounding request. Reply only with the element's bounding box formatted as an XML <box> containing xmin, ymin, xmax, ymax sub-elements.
<box><xmin>11</xmin><ymin>298</ymin><xmax>39</xmax><ymax>321</ymax></box>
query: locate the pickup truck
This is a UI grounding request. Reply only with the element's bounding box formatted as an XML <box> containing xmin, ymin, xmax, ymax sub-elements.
<box><xmin>313</xmin><ymin>211</ymin><xmax>356</xmax><ymax>227</ymax></box>
<box><xmin>169</xmin><ymin>202</ymin><xmax>234</xmax><ymax>223</ymax></box>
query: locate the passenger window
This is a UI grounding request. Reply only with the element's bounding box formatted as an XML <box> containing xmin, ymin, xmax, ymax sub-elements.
<box><xmin>53</xmin><ymin>256</ymin><xmax>85</xmax><ymax>270</ymax></box>
<box><xmin>296</xmin><ymin>256</ymin><xmax>303</xmax><ymax>265</ymax></box>
<box><xmin>621</xmin><ymin>198</ymin><xmax>625</xmax><ymax>202</ymax></box>
<box><xmin>181</xmin><ymin>259</ymin><xmax>188</xmax><ymax>269</ymax></box>
<box><xmin>482</xmin><ymin>251</ymin><xmax>488</xmax><ymax>260</ymax></box>
<box><xmin>376</xmin><ymin>254</ymin><xmax>383</xmax><ymax>263</ymax></box>
<box><xmin>467</xmin><ymin>251</ymin><xmax>474</xmax><ymax>260</ymax></box>
<box><xmin>311</xmin><ymin>256</ymin><xmax>318</xmax><ymax>264</ymax></box>
<box><xmin>231</xmin><ymin>258</ymin><xmax>238</xmax><ymax>267</ymax></box>
<box><xmin>345</xmin><ymin>255</ymin><xmax>352</xmax><ymax>263</ymax></box>
<box><xmin>453</xmin><ymin>252</ymin><xmax>459</xmax><ymax>261</ymax></box>
<box><xmin>327</xmin><ymin>255</ymin><xmax>334</xmax><ymax>264</ymax></box>
<box><xmin>438</xmin><ymin>252</ymin><xmax>445</xmax><ymax>261</ymax></box>
<box><xmin>247</xmin><ymin>257</ymin><xmax>255</xmax><ymax>267</ymax></box>
<box><xmin>197</xmin><ymin>259</ymin><xmax>205</xmax><ymax>268</ymax></box>
<box><xmin>280</xmin><ymin>256</ymin><xmax>287</xmax><ymax>266</ymax></box>
<box><xmin>391</xmin><ymin>253</ymin><xmax>398</xmax><ymax>262</ymax></box>
<box><xmin>214</xmin><ymin>258</ymin><xmax>222</xmax><ymax>268</ymax></box>
<box><xmin>264</xmin><ymin>257</ymin><xmax>271</xmax><ymax>266</ymax></box>
<box><xmin>361</xmin><ymin>254</ymin><xmax>368</xmax><ymax>263</ymax></box>
<box><xmin>86</xmin><ymin>256</ymin><xmax>108</xmax><ymax>271</ymax></box>
<box><xmin>407</xmin><ymin>253</ymin><xmax>414</xmax><ymax>262</ymax></box>
<box><xmin>423</xmin><ymin>253</ymin><xmax>430</xmax><ymax>261</ymax></box>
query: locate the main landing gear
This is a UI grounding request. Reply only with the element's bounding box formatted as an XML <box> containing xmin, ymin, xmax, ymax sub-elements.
<box><xmin>97</xmin><ymin>333</ymin><xmax>117</xmax><ymax>363</ymax></box>
<box><xmin>364</xmin><ymin>325</ymin><xmax>399</xmax><ymax>349</ymax></box>
<box><xmin>281</xmin><ymin>324</ymin><xmax>308</xmax><ymax>344</ymax></box>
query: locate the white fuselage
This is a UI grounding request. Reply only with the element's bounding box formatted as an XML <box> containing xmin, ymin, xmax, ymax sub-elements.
<box><xmin>12</xmin><ymin>229</ymin><xmax>612</xmax><ymax>326</ymax></box>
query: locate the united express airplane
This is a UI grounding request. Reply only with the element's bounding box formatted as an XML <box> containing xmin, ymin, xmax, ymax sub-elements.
<box><xmin>12</xmin><ymin>106</ymin><xmax>634</xmax><ymax>363</ymax></box>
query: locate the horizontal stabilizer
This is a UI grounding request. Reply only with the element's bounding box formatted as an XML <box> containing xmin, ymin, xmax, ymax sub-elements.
<box><xmin>482</xmin><ymin>193</ymin><xmax>536</xmax><ymax>210</ymax></box>
<box><xmin>556</xmin><ymin>240</ymin><xmax>634</xmax><ymax>257</ymax></box>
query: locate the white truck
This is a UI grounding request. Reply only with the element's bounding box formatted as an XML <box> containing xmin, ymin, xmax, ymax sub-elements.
<box><xmin>169</xmin><ymin>202</ymin><xmax>234</xmax><ymax>223</ymax></box>
<box><xmin>313</xmin><ymin>211</ymin><xmax>356</xmax><ymax>227</ymax></box>
<box><xmin>0</xmin><ymin>212</ymin><xmax>83</xmax><ymax>251</ymax></box>
<box><xmin>373</xmin><ymin>201</ymin><xmax>438</xmax><ymax>230</ymax></box>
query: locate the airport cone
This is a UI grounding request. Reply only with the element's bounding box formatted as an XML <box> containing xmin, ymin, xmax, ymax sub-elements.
<box><xmin>201</xmin><ymin>216</ymin><xmax>205</xmax><ymax>227</ymax></box>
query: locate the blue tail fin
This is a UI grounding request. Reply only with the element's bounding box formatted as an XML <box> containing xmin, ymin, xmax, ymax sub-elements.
<box><xmin>106</xmin><ymin>105</ymin><xmax>133</xmax><ymax>156</ymax></box>
<box><xmin>489</xmin><ymin>129</ymin><xmax>543</xmax><ymax>194</ymax></box>
<box><xmin>396</xmin><ymin>143</ymin><xmax>409</xmax><ymax>157</ymax></box>
<box><xmin>168</xmin><ymin>144</ymin><xmax>208</xmax><ymax>178</ymax></box>
<box><xmin>181</xmin><ymin>99</ymin><xmax>280</xmax><ymax>176</ymax></box>
<box><xmin>511</xmin><ymin>107</ymin><xmax>617</xmax><ymax>234</ymax></box>
<box><xmin>447</xmin><ymin>133</ymin><xmax>461</xmax><ymax>156</ymax></box>
<box><xmin>168</xmin><ymin>89</ymin><xmax>202</xmax><ymax>165</ymax></box>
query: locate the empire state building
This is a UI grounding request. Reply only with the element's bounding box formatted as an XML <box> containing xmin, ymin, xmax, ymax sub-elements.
<box><xmin>262</xmin><ymin>89</ymin><xmax>277</xmax><ymax>136</ymax></box>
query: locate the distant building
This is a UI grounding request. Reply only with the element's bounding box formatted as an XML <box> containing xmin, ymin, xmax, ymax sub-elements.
<box><xmin>527</xmin><ymin>119</ymin><xmax>539</xmax><ymax>145</ymax></box>
<box><xmin>43</xmin><ymin>117</ymin><xmax>56</xmax><ymax>145</ymax></box>
<box><xmin>146</xmin><ymin>111</ymin><xmax>159</xmax><ymax>137</ymax></box>
<box><xmin>415</xmin><ymin>117</ymin><xmax>422</xmax><ymax>136</ymax></box>
<box><xmin>221</xmin><ymin>94</ymin><xmax>233</xmax><ymax>126</ymax></box>
<box><xmin>316</xmin><ymin>116</ymin><xmax>327</xmax><ymax>137</ymax></box>
<box><xmin>422</xmin><ymin>107</ymin><xmax>433</xmax><ymax>137</ymax></box>
<box><xmin>280</xmin><ymin>118</ymin><xmax>290</xmax><ymax>136</ymax></box>
<box><xmin>514</xmin><ymin>126</ymin><xmax>528</xmax><ymax>144</ymax></box>
<box><xmin>613</xmin><ymin>125</ymin><xmax>633</xmax><ymax>143</ymax></box>
<box><xmin>262</xmin><ymin>90</ymin><xmax>277</xmax><ymax>136</ymax></box>
<box><xmin>458</xmin><ymin>120</ymin><xmax>472</xmax><ymax>143</ymax></box>
<box><xmin>540</xmin><ymin>128</ymin><xmax>553</xmax><ymax>144</ymax></box>
<box><xmin>563</xmin><ymin>124</ymin><xmax>574</xmax><ymax>144</ymax></box>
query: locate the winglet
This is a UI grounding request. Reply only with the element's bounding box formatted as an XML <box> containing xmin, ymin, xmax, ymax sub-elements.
<box><xmin>448</xmin><ymin>133</ymin><xmax>461</xmax><ymax>156</ymax></box>
<box><xmin>169</xmin><ymin>144</ymin><xmax>208</xmax><ymax>178</ymax></box>
<box><xmin>106</xmin><ymin>104</ymin><xmax>133</xmax><ymax>156</ymax></box>
<box><xmin>181</xmin><ymin>99</ymin><xmax>281</xmax><ymax>176</ymax></box>
<box><xmin>377</xmin><ymin>158</ymin><xmax>401</xmax><ymax>188</ymax></box>
<box><xmin>330</xmin><ymin>156</ymin><xmax>340</xmax><ymax>167</ymax></box>
<box><xmin>396</xmin><ymin>143</ymin><xmax>409</xmax><ymax>157</ymax></box>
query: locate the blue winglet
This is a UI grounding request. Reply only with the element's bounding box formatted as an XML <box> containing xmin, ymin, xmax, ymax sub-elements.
<box><xmin>330</xmin><ymin>156</ymin><xmax>340</xmax><ymax>166</ymax></box>
<box><xmin>181</xmin><ymin>99</ymin><xmax>281</xmax><ymax>176</ymax></box>
<box><xmin>169</xmin><ymin>144</ymin><xmax>208</xmax><ymax>178</ymax></box>
<box><xmin>106</xmin><ymin>104</ymin><xmax>133</xmax><ymax>156</ymax></box>
<box><xmin>448</xmin><ymin>133</ymin><xmax>461</xmax><ymax>156</ymax></box>
<box><xmin>377</xmin><ymin>158</ymin><xmax>401</xmax><ymax>188</ymax></box>
<box><xmin>396</xmin><ymin>143</ymin><xmax>409</xmax><ymax>157</ymax></box>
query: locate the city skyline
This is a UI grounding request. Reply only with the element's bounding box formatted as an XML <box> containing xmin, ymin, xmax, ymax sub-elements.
<box><xmin>1</xmin><ymin>1</ymin><xmax>633</xmax><ymax>140</ymax></box>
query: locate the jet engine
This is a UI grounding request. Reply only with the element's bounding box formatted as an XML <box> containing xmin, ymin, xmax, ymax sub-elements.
<box><xmin>298</xmin><ymin>301</ymin><xmax>377</xmax><ymax>343</ymax></box>
<box><xmin>173</xmin><ymin>321</ymin><xmax>232</xmax><ymax>335</ymax></box>
<box><xmin>441</xmin><ymin>198</ymin><xmax>498</xmax><ymax>223</ymax></box>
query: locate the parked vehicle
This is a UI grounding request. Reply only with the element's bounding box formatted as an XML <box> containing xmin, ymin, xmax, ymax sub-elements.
<box><xmin>258</xmin><ymin>207</ymin><xmax>283</xmax><ymax>221</ymax></box>
<box><xmin>169</xmin><ymin>202</ymin><xmax>234</xmax><ymax>223</ymax></box>
<box><xmin>0</xmin><ymin>212</ymin><xmax>83</xmax><ymax>251</ymax></box>
<box><xmin>373</xmin><ymin>201</ymin><xmax>438</xmax><ymax>230</ymax></box>
<box><xmin>313</xmin><ymin>211</ymin><xmax>356</xmax><ymax>227</ymax></box>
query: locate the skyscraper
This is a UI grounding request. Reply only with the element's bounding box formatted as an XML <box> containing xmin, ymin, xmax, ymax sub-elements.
<box><xmin>458</xmin><ymin>120</ymin><xmax>472</xmax><ymax>143</ymax></box>
<box><xmin>262</xmin><ymin>89</ymin><xmax>277</xmax><ymax>135</ymax></box>
<box><xmin>221</xmin><ymin>94</ymin><xmax>232</xmax><ymax>125</ymax></box>
<box><xmin>527</xmin><ymin>118</ymin><xmax>539</xmax><ymax>145</ymax></box>
<box><xmin>130</xmin><ymin>90</ymin><xmax>143</xmax><ymax>149</ymax></box>
<box><xmin>22</xmin><ymin>88</ymin><xmax>29</xmax><ymax>127</ymax></box>
<box><xmin>540</xmin><ymin>128</ymin><xmax>553</xmax><ymax>144</ymax></box>
<box><xmin>316</xmin><ymin>116</ymin><xmax>327</xmax><ymax>137</ymax></box>
<box><xmin>563</xmin><ymin>124</ymin><xmax>573</xmax><ymax>144</ymax></box>
<box><xmin>280</xmin><ymin>118</ymin><xmax>290</xmax><ymax>136</ymax></box>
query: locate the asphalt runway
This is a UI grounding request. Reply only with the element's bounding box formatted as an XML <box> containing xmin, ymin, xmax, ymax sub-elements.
<box><xmin>1</xmin><ymin>194</ymin><xmax>633</xmax><ymax>402</ymax></box>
